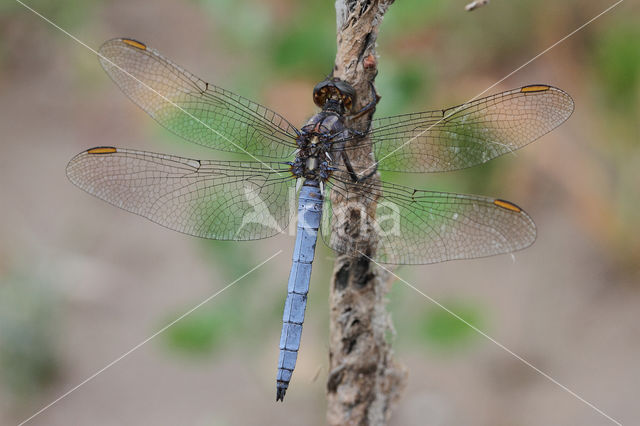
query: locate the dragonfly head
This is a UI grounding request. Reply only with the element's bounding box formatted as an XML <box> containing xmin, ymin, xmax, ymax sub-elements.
<box><xmin>313</xmin><ymin>78</ymin><xmax>355</xmax><ymax>114</ymax></box>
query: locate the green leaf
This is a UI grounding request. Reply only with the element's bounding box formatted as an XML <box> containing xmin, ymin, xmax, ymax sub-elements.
<box><xmin>163</xmin><ymin>306</ymin><xmax>239</xmax><ymax>356</ymax></box>
<box><xmin>593</xmin><ymin>21</ymin><xmax>640</xmax><ymax>109</ymax></box>
<box><xmin>419</xmin><ymin>301</ymin><xmax>484</xmax><ymax>349</ymax></box>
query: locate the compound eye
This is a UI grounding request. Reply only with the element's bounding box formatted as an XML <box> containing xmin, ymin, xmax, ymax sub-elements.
<box><xmin>313</xmin><ymin>80</ymin><xmax>331</xmax><ymax>107</ymax></box>
<box><xmin>342</xmin><ymin>95</ymin><xmax>353</xmax><ymax>111</ymax></box>
<box><xmin>331</xmin><ymin>79</ymin><xmax>356</xmax><ymax>109</ymax></box>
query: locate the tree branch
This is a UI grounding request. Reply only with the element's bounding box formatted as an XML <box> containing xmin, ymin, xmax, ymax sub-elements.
<box><xmin>465</xmin><ymin>0</ymin><xmax>490</xmax><ymax>12</ymax></box>
<box><xmin>327</xmin><ymin>1</ymin><xmax>406</xmax><ymax>425</ymax></box>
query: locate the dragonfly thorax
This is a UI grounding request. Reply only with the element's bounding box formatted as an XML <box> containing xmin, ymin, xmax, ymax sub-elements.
<box><xmin>290</xmin><ymin>110</ymin><xmax>348</xmax><ymax>181</ymax></box>
<box><xmin>305</xmin><ymin>156</ymin><xmax>318</xmax><ymax>171</ymax></box>
<box><xmin>290</xmin><ymin>149</ymin><xmax>331</xmax><ymax>181</ymax></box>
<box><xmin>289</xmin><ymin>153</ymin><xmax>331</xmax><ymax>181</ymax></box>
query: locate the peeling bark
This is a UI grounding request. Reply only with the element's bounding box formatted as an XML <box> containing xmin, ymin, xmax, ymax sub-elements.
<box><xmin>327</xmin><ymin>1</ymin><xmax>407</xmax><ymax>425</ymax></box>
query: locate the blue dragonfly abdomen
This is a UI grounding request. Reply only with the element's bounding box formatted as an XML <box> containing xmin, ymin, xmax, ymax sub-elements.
<box><xmin>277</xmin><ymin>180</ymin><xmax>323</xmax><ymax>401</ymax></box>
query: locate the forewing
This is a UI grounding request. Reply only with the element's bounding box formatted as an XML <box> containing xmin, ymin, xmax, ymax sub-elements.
<box><xmin>323</xmin><ymin>177</ymin><xmax>536</xmax><ymax>264</ymax></box>
<box><xmin>67</xmin><ymin>147</ymin><xmax>295</xmax><ymax>240</ymax></box>
<box><xmin>98</xmin><ymin>38</ymin><xmax>298</xmax><ymax>158</ymax></box>
<box><xmin>348</xmin><ymin>85</ymin><xmax>573</xmax><ymax>172</ymax></box>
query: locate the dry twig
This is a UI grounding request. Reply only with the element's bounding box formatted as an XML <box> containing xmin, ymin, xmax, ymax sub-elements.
<box><xmin>465</xmin><ymin>0</ymin><xmax>490</xmax><ymax>12</ymax></box>
<box><xmin>327</xmin><ymin>1</ymin><xmax>406</xmax><ymax>425</ymax></box>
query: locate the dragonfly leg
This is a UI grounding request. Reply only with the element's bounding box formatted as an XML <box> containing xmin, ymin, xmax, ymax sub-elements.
<box><xmin>349</xmin><ymin>81</ymin><xmax>380</xmax><ymax>120</ymax></box>
<box><xmin>341</xmin><ymin>151</ymin><xmax>378</xmax><ymax>183</ymax></box>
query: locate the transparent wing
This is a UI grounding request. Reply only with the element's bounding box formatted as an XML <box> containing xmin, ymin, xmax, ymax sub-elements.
<box><xmin>340</xmin><ymin>85</ymin><xmax>573</xmax><ymax>172</ymax></box>
<box><xmin>322</xmin><ymin>175</ymin><xmax>536</xmax><ymax>264</ymax></box>
<box><xmin>67</xmin><ymin>147</ymin><xmax>295</xmax><ymax>240</ymax></box>
<box><xmin>98</xmin><ymin>38</ymin><xmax>299</xmax><ymax>158</ymax></box>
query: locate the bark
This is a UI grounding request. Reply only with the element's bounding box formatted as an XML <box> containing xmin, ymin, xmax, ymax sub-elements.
<box><xmin>327</xmin><ymin>1</ymin><xmax>406</xmax><ymax>425</ymax></box>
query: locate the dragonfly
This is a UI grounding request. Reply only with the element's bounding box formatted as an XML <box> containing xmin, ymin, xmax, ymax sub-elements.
<box><xmin>67</xmin><ymin>38</ymin><xmax>574</xmax><ymax>401</ymax></box>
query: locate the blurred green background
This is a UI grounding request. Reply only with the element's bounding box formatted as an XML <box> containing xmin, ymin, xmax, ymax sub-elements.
<box><xmin>0</xmin><ymin>0</ymin><xmax>638</xmax><ymax>425</ymax></box>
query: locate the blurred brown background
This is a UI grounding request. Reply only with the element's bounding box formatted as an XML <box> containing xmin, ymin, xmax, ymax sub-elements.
<box><xmin>0</xmin><ymin>0</ymin><xmax>638</xmax><ymax>425</ymax></box>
